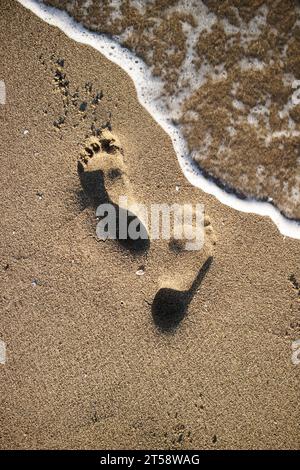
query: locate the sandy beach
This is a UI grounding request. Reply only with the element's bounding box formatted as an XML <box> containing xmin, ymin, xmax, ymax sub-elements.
<box><xmin>0</xmin><ymin>0</ymin><xmax>299</xmax><ymax>450</ymax></box>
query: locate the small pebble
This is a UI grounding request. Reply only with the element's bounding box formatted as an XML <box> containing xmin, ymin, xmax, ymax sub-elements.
<box><xmin>136</xmin><ymin>269</ymin><xmax>145</xmax><ymax>276</ymax></box>
<box><xmin>79</xmin><ymin>102</ymin><xmax>87</xmax><ymax>112</ymax></box>
<box><xmin>23</xmin><ymin>129</ymin><xmax>29</xmax><ymax>135</ymax></box>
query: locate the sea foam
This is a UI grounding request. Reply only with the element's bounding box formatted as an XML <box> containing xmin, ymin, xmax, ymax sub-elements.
<box><xmin>17</xmin><ymin>0</ymin><xmax>300</xmax><ymax>239</ymax></box>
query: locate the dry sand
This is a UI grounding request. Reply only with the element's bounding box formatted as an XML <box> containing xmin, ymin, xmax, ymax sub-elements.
<box><xmin>0</xmin><ymin>0</ymin><xmax>299</xmax><ymax>449</ymax></box>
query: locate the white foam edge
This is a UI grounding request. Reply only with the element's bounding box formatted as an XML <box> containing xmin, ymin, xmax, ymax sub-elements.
<box><xmin>17</xmin><ymin>0</ymin><xmax>300</xmax><ymax>240</ymax></box>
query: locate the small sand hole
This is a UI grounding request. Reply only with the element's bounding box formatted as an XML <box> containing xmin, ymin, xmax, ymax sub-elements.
<box><xmin>84</xmin><ymin>146</ymin><xmax>93</xmax><ymax>157</ymax></box>
<box><xmin>101</xmin><ymin>139</ymin><xmax>116</xmax><ymax>154</ymax></box>
<box><xmin>91</xmin><ymin>142</ymin><xmax>100</xmax><ymax>152</ymax></box>
<box><xmin>169</xmin><ymin>238</ymin><xmax>185</xmax><ymax>253</ymax></box>
<box><xmin>79</xmin><ymin>102</ymin><xmax>88</xmax><ymax>112</ymax></box>
<box><xmin>108</xmin><ymin>168</ymin><xmax>122</xmax><ymax>180</ymax></box>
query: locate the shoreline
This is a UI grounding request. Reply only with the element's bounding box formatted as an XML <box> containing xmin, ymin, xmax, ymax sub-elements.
<box><xmin>18</xmin><ymin>0</ymin><xmax>300</xmax><ymax>240</ymax></box>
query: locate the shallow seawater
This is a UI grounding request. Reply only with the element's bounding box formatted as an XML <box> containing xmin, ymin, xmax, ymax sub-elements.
<box><xmin>19</xmin><ymin>0</ymin><xmax>300</xmax><ymax>237</ymax></box>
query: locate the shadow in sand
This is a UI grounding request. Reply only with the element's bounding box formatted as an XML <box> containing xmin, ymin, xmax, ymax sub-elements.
<box><xmin>77</xmin><ymin>164</ymin><xmax>150</xmax><ymax>254</ymax></box>
<box><xmin>152</xmin><ymin>256</ymin><xmax>213</xmax><ymax>333</ymax></box>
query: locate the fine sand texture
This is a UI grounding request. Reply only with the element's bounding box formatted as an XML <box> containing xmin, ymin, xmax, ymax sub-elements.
<box><xmin>0</xmin><ymin>0</ymin><xmax>299</xmax><ymax>449</ymax></box>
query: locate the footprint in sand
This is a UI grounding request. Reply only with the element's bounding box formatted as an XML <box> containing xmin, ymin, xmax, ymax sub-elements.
<box><xmin>77</xmin><ymin>129</ymin><xmax>149</xmax><ymax>253</ymax></box>
<box><xmin>77</xmin><ymin>130</ymin><xmax>216</xmax><ymax>332</ymax></box>
<box><xmin>153</xmin><ymin>213</ymin><xmax>216</xmax><ymax>333</ymax></box>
